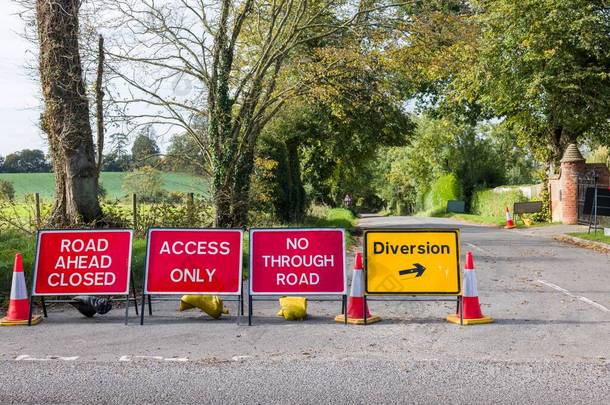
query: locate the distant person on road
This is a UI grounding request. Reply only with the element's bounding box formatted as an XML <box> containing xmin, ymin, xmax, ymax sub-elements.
<box><xmin>343</xmin><ymin>194</ymin><xmax>352</xmax><ymax>208</ymax></box>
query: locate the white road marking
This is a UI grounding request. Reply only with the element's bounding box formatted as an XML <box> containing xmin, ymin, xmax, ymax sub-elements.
<box><xmin>15</xmin><ymin>355</ymin><xmax>79</xmax><ymax>361</ymax></box>
<box><xmin>164</xmin><ymin>357</ymin><xmax>189</xmax><ymax>362</ymax></box>
<box><xmin>119</xmin><ymin>355</ymin><xmax>189</xmax><ymax>362</ymax></box>
<box><xmin>465</xmin><ymin>242</ymin><xmax>490</xmax><ymax>254</ymax></box>
<box><xmin>536</xmin><ymin>279</ymin><xmax>610</xmax><ymax>313</ymax></box>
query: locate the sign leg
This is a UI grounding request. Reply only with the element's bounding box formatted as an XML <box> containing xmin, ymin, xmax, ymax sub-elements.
<box><xmin>41</xmin><ymin>297</ymin><xmax>48</xmax><ymax>318</ymax></box>
<box><xmin>140</xmin><ymin>293</ymin><xmax>146</xmax><ymax>325</ymax></box>
<box><xmin>124</xmin><ymin>294</ymin><xmax>129</xmax><ymax>325</ymax></box>
<box><xmin>147</xmin><ymin>295</ymin><xmax>153</xmax><ymax>316</ymax></box>
<box><xmin>28</xmin><ymin>295</ymin><xmax>34</xmax><ymax>326</ymax></box>
<box><xmin>248</xmin><ymin>294</ymin><xmax>253</xmax><ymax>326</ymax></box>
<box><xmin>130</xmin><ymin>273</ymin><xmax>139</xmax><ymax>316</ymax></box>
<box><xmin>343</xmin><ymin>294</ymin><xmax>347</xmax><ymax>325</ymax></box>
<box><xmin>459</xmin><ymin>296</ymin><xmax>464</xmax><ymax>326</ymax></box>
<box><xmin>240</xmin><ymin>293</ymin><xmax>244</xmax><ymax>317</ymax></box>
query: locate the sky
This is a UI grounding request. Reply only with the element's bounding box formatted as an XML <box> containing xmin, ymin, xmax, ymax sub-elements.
<box><xmin>0</xmin><ymin>3</ymin><xmax>46</xmax><ymax>156</ymax></box>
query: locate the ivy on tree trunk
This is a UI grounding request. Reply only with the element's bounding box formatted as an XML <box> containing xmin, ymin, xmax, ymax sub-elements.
<box><xmin>36</xmin><ymin>0</ymin><xmax>102</xmax><ymax>226</ymax></box>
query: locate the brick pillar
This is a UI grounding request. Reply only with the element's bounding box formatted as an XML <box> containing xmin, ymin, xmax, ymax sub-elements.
<box><xmin>559</xmin><ymin>144</ymin><xmax>586</xmax><ymax>225</ymax></box>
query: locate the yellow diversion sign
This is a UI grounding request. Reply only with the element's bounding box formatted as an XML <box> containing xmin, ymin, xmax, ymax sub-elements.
<box><xmin>364</xmin><ymin>229</ymin><xmax>461</xmax><ymax>295</ymax></box>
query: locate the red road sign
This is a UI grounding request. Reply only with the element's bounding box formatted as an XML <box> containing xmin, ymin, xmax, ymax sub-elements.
<box><xmin>144</xmin><ymin>229</ymin><xmax>243</xmax><ymax>295</ymax></box>
<box><xmin>249</xmin><ymin>228</ymin><xmax>346</xmax><ymax>295</ymax></box>
<box><xmin>33</xmin><ymin>230</ymin><xmax>133</xmax><ymax>296</ymax></box>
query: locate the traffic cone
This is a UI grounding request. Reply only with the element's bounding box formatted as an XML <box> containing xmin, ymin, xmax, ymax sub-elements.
<box><xmin>1</xmin><ymin>253</ymin><xmax>42</xmax><ymax>326</ymax></box>
<box><xmin>335</xmin><ymin>251</ymin><xmax>380</xmax><ymax>325</ymax></box>
<box><xmin>504</xmin><ymin>207</ymin><xmax>516</xmax><ymax>229</ymax></box>
<box><xmin>447</xmin><ymin>252</ymin><xmax>493</xmax><ymax>325</ymax></box>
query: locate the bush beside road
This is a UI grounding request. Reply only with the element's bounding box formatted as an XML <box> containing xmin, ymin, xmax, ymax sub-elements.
<box><xmin>0</xmin><ymin>207</ymin><xmax>358</xmax><ymax>305</ymax></box>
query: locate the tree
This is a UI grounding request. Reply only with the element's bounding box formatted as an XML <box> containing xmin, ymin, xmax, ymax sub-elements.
<box><xmin>122</xmin><ymin>166</ymin><xmax>164</xmax><ymax>202</ymax></box>
<box><xmin>1</xmin><ymin>149</ymin><xmax>50</xmax><ymax>173</ymax></box>
<box><xmin>101</xmin><ymin>152</ymin><xmax>131</xmax><ymax>171</ymax></box>
<box><xmin>164</xmin><ymin>134</ymin><xmax>208</xmax><ymax>175</ymax></box>
<box><xmin>402</xmin><ymin>1</ymin><xmax>610</xmax><ymax>166</ymax></box>
<box><xmin>35</xmin><ymin>0</ymin><xmax>102</xmax><ymax>226</ymax></box>
<box><xmin>373</xmin><ymin>116</ymin><xmax>523</xmax><ymax>212</ymax></box>
<box><xmin>103</xmin><ymin>0</ymin><xmax>403</xmax><ymax>226</ymax></box>
<box><xmin>131</xmin><ymin>126</ymin><xmax>160</xmax><ymax>168</ymax></box>
<box><xmin>0</xmin><ymin>180</ymin><xmax>16</xmax><ymax>202</ymax></box>
<box><xmin>472</xmin><ymin>0</ymin><xmax>610</xmax><ymax>165</ymax></box>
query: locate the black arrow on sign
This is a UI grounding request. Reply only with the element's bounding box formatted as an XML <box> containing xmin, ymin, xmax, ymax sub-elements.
<box><xmin>398</xmin><ymin>263</ymin><xmax>426</xmax><ymax>278</ymax></box>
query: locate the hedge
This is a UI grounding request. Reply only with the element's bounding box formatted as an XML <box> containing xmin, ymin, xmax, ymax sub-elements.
<box><xmin>470</xmin><ymin>188</ymin><xmax>528</xmax><ymax>218</ymax></box>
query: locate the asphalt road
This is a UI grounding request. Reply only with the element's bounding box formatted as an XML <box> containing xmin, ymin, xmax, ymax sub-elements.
<box><xmin>1</xmin><ymin>216</ymin><xmax>609</xmax><ymax>404</ymax></box>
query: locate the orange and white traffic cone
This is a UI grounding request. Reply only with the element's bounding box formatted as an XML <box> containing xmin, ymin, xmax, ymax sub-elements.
<box><xmin>504</xmin><ymin>207</ymin><xmax>516</xmax><ymax>229</ymax></box>
<box><xmin>335</xmin><ymin>251</ymin><xmax>380</xmax><ymax>325</ymax></box>
<box><xmin>447</xmin><ymin>251</ymin><xmax>493</xmax><ymax>325</ymax></box>
<box><xmin>1</xmin><ymin>253</ymin><xmax>42</xmax><ymax>326</ymax></box>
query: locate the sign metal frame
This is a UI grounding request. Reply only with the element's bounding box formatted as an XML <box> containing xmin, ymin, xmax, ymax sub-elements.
<box><xmin>361</xmin><ymin>228</ymin><xmax>464</xmax><ymax>325</ymax></box>
<box><xmin>140</xmin><ymin>227</ymin><xmax>245</xmax><ymax>325</ymax></box>
<box><xmin>248</xmin><ymin>227</ymin><xmax>348</xmax><ymax>325</ymax></box>
<box><xmin>28</xmin><ymin>228</ymin><xmax>137</xmax><ymax>325</ymax></box>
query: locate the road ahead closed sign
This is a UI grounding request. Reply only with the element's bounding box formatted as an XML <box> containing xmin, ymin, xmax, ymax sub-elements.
<box><xmin>33</xmin><ymin>229</ymin><xmax>133</xmax><ymax>296</ymax></box>
<box><xmin>364</xmin><ymin>229</ymin><xmax>461</xmax><ymax>295</ymax></box>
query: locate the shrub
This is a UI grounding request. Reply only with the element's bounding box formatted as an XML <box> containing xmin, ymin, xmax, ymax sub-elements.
<box><xmin>302</xmin><ymin>206</ymin><xmax>357</xmax><ymax>230</ymax></box>
<box><xmin>471</xmin><ymin>188</ymin><xmax>527</xmax><ymax>217</ymax></box>
<box><xmin>0</xmin><ymin>231</ymin><xmax>37</xmax><ymax>304</ymax></box>
<box><xmin>97</xmin><ymin>182</ymin><xmax>107</xmax><ymax>200</ymax></box>
<box><xmin>0</xmin><ymin>180</ymin><xmax>15</xmax><ymax>202</ymax></box>
<box><xmin>122</xmin><ymin>166</ymin><xmax>164</xmax><ymax>202</ymax></box>
<box><xmin>423</xmin><ymin>174</ymin><xmax>462</xmax><ymax>212</ymax></box>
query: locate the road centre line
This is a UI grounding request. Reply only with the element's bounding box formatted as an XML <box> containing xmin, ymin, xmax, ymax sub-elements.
<box><xmin>15</xmin><ymin>355</ymin><xmax>79</xmax><ymax>361</ymax></box>
<box><xmin>536</xmin><ymin>279</ymin><xmax>610</xmax><ymax>313</ymax></box>
<box><xmin>119</xmin><ymin>355</ymin><xmax>189</xmax><ymax>362</ymax></box>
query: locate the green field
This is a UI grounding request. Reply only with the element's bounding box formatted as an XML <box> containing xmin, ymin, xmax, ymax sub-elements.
<box><xmin>0</xmin><ymin>172</ymin><xmax>209</xmax><ymax>201</ymax></box>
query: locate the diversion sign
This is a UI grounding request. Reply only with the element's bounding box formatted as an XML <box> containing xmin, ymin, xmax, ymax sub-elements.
<box><xmin>364</xmin><ymin>229</ymin><xmax>461</xmax><ymax>295</ymax></box>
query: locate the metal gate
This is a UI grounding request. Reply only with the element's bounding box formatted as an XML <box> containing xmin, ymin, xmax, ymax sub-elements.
<box><xmin>577</xmin><ymin>169</ymin><xmax>608</xmax><ymax>224</ymax></box>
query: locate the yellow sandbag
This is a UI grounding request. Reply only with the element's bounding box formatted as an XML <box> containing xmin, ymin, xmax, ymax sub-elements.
<box><xmin>276</xmin><ymin>297</ymin><xmax>307</xmax><ymax>321</ymax></box>
<box><xmin>179</xmin><ymin>295</ymin><xmax>229</xmax><ymax>319</ymax></box>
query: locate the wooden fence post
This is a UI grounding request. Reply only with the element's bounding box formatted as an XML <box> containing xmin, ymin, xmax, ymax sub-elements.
<box><xmin>132</xmin><ymin>193</ymin><xmax>137</xmax><ymax>232</ymax></box>
<box><xmin>35</xmin><ymin>193</ymin><xmax>41</xmax><ymax>229</ymax></box>
<box><xmin>186</xmin><ymin>192</ymin><xmax>195</xmax><ymax>225</ymax></box>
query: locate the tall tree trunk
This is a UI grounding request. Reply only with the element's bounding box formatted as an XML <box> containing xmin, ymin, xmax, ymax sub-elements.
<box><xmin>37</xmin><ymin>0</ymin><xmax>102</xmax><ymax>227</ymax></box>
<box><xmin>95</xmin><ymin>35</ymin><xmax>105</xmax><ymax>176</ymax></box>
<box><xmin>285</xmin><ymin>139</ymin><xmax>305</xmax><ymax>222</ymax></box>
<box><xmin>230</xmin><ymin>144</ymin><xmax>256</xmax><ymax>227</ymax></box>
<box><xmin>209</xmin><ymin>0</ymin><xmax>238</xmax><ymax>228</ymax></box>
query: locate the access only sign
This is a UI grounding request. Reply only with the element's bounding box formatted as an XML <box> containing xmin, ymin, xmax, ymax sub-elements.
<box><xmin>249</xmin><ymin>228</ymin><xmax>346</xmax><ymax>295</ymax></box>
<box><xmin>364</xmin><ymin>229</ymin><xmax>461</xmax><ymax>295</ymax></box>
<box><xmin>33</xmin><ymin>229</ymin><xmax>133</xmax><ymax>296</ymax></box>
<box><xmin>144</xmin><ymin>229</ymin><xmax>243</xmax><ymax>295</ymax></box>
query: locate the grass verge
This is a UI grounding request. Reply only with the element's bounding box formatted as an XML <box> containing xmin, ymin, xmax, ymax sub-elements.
<box><xmin>302</xmin><ymin>207</ymin><xmax>358</xmax><ymax>248</ymax></box>
<box><xmin>442</xmin><ymin>213</ymin><xmax>506</xmax><ymax>226</ymax></box>
<box><xmin>567</xmin><ymin>232</ymin><xmax>610</xmax><ymax>244</ymax></box>
<box><xmin>429</xmin><ymin>211</ymin><xmax>551</xmax><ymax>228</ymax></box>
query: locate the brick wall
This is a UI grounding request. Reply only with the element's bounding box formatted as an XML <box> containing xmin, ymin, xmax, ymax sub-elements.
<box><xmin>559</xmin><ymin>161</ymin><xmax>585</xmax><ymax>224</ymax></box>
